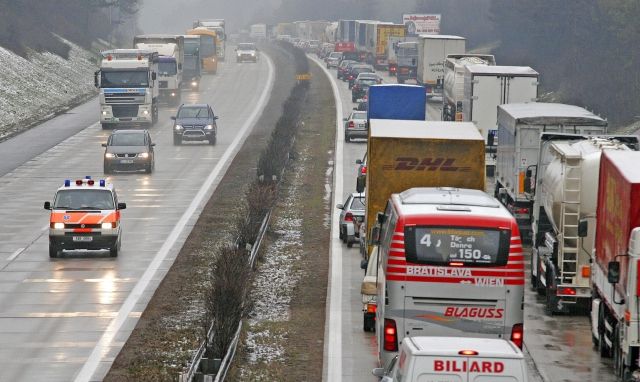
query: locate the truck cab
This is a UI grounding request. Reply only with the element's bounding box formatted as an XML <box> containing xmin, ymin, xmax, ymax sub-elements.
<box><xmin>95</xmin><ymin>49</ymin><xmax>159</xmax><ymax>129</ymax></box>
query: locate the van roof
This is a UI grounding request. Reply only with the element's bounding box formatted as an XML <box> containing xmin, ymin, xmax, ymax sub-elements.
<box><xmin>498</xmin><ymin>103</ymin><xmax>607</xmax><ymax>126</ymax></box>
<box><xmin>406</xmin><ymin>337</ymin><xmax>524</xmax><ymax>359</ymax></box>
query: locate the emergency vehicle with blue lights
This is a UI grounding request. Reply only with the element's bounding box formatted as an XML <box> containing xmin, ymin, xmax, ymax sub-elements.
<box><xmin>44</xmin><ymin>177</ymin><xmax>126</xmax><ymax>258</ymax></box>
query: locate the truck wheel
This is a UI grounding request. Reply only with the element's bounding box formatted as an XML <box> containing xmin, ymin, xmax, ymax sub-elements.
<box><xmin>545</xmin><ymin>272</ymin><xmax>558</xmax><ymax>315</ymax></box>
<box><xmin>49</xmin><ymin>243</ymin><xmax>59</xmax><ymax>259</ymax></box>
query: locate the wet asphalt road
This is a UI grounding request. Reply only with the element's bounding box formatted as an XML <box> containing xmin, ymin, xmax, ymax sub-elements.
<box><xmin>0</xmin><ymin>53</ymin><xmax>273</xmax><ymax>381</ymax></box>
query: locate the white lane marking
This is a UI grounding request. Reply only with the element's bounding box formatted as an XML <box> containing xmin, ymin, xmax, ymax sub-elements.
<box><xmin>6</xmin><ymin>248</ymin><xmax>24</xmax><ymax>261</ymax></box>
<box><xmin>74</xmin><ymin>53</ymin><xmax>275</xmax><ymax>382</ymax></box>
<box><xmin>310</xmin><ymin>56</ymin><xmax>344</xmax><ymax>382</ymax></box>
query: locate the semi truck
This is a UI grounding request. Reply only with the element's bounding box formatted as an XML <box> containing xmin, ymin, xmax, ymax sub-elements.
<box><xmin>374</xmin><ymin>24</ymin><xmax>405</xmax><ymax>70</ymax></box>
<box><xmin>367</xmin><ymin>84</ymin><xmax>426</xmax><ymax>122</ymax></box>
<box><xmin>94</xmin><ymin>49</ymin><xmax>159</xmax><ymax>129</ymax></box>
<box><xmin>590</xmin><ymin>150</ymin><xmax>640</xmax><ymax>380</ymax></box>
<box><xmin>360</xmin><ymin>120</ymin><xmax>486</xmax><ymax>256</ymax></box>
<box><xmin>250</xmin><ymin>23</ymin><xmax>267</xmax><ymax>40</ymax></box>
<box><xmin>194</xmin><ymin>19</ymin><xmax>226</xmax><ymax>60</ymax></box>
<box><xmin>494</xmin><ymin>103</ymin><xmax>608</xmax><ymax>243</ymax></box>
<box><xmin>442</xmin><ymin>54</ymin><xmax>496</xmax><ymax>121</ymax></box>
<box><xmin>396</xmin><ymin>41</ymin><xmax>419</xmax><ymax>84</ymax></box>
<box><xmin>133</xmin><ymin>35</ymin><xmax>185</xmax><ymax>106</ymax></box>
<box><xmin>387</xmin><ymin>36</ymin><xmax>417</xmax><ymax>77</ymax></box>
<box><xmin>182</xmin><ymin>35</ymin><xmax>201</xmax><ymax>90</ymax></box>
<box><xmin>338</xmin><ymin>20</ymin><xmax>356</xmax><ymax>43</ymax></box>
<box><xmin>463</xmin><ymin>65</ymin><xmax>538</xmax><ymax>174</ymax></box>
<box><xmin>528</xmin><ymin>134</ymin><xmax>638</xmax><ymax>315</ymax></box>
<box><xmin>417</xmin><ymin>35</ymin><xmax>466</xmax><ymax>99</ymax></box>
<box><xmin>355</xmin><ymin>20</ymin><xmax>378</xmax><ymax>62</ymax></box>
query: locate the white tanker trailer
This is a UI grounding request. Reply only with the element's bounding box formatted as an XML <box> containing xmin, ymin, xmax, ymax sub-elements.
<box><xmin>527</xmin><ymin>133</ymin><xmax>639</xmax><ymax>314</ymax></box>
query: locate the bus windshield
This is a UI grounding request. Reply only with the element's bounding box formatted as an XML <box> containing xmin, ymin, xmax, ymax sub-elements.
<box><xmin>100</xmin><ymin>70</ymin><xmax>149</xmax><ymax>88</ymax></box>
<box><xmin>404</xmin><ymin>226</ymin><xmax>511</xmax><ymax>267</ymax></box>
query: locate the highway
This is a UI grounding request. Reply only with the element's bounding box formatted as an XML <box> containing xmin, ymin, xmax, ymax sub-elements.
<box><xmin>0</xmin><ymin>53</ymin><xmax>274</xmax><ymax>382</ymax></box>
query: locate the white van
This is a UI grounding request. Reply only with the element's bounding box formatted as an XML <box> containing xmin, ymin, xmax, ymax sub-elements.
<box><xmin>373</xmin><ymin>336</ymin><xmax>528</xmax><ymax>382</ymax></box>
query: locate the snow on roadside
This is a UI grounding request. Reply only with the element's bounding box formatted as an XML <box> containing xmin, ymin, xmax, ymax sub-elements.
<box><xmin>238</xmin><ymin>156</ymin><xmax>307</xmax><ymax>379</ymax></box>
<box><xmin>0</xmin><ymin>37</ymin><xmax>97</xmax><ymax>141</ymax></box>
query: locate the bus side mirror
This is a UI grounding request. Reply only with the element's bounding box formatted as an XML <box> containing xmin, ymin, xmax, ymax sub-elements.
<box><xmin>44</xmin><ymin>201</ymin><xmax>51</xmax><ymax>210</ymax></box>
<box><xmin>578</xmin><ymin>219</ymin><xmax>588</xmax><ymax>238</ymax></box>
<box><xmin>94</xmin><ymin>71</ymin><xmax>99</xmax><ymax>88</ymax></box>
<box><xmin>608</xmin><ymin>261</ymin><xmax>620</xmax><ymax>284</ymax></box>
<box><xmin>356</xmin><ymin>175</ymin><xmax>366</xmax><ymax>193</ymax></box>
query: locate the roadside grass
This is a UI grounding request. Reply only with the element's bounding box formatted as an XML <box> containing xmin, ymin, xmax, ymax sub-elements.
<box><xmin>229</xmin><ymin>58</ymin><xmax>335</xmax><ymax>381</ymax></box>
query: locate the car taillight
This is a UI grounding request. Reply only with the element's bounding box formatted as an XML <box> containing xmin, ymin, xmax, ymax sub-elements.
<box><xmin>384</xmin><ymin>319</ymin><xmax>398</xmax><ymax>352</ymax></box>
<box><xmin>348</xmin><ymin>121</ymin><xmax>355</xmax><ymax>129</ymax></box>
<box><xmin>510</xmin><ymin>323</ymin><xmax>523</xmax><ymax>349</ymax></box>
<box><xmin>390</xmin><ymin>66</ymin><xmax>397</xmax><ymax>72</ymax></box>
<box><xmin>345</xmin><ymin>212</ymin><xmax>354</xmax><ymax>222</ymax></box>
<box><xmin>513</xmin><ymin>207</ymin><xmax>529</xmax><ymax>215</ymax></box>
<box><xmin>367</xmin><ymin>304</ymin><xmax>377</xmax><ymax>313</ymax></box>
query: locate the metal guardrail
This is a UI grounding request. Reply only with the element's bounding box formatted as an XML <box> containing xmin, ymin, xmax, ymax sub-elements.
<box><xmin>179</xmin><ymin>211</ymin><xmax>272</xmax><ymax>382</ymax></box>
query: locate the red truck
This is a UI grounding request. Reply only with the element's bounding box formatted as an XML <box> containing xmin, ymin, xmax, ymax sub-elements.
<box><xmin>590</xmin><ymin>150</ymin><xmax>640</xmax><ymax>380</ymax></box>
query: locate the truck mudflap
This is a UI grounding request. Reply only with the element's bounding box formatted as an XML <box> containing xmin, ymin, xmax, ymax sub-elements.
<box><xmin>399</xmin><ymin>298</ymin><xmax>507</xmax><ymax>338</ymax></box>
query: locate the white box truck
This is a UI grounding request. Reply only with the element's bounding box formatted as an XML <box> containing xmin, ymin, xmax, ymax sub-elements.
<box><xmin>442</xmin><ymin>54</ymin><xmax>496</xmax><ymax>121</ymax></box>
<box><xmin>462</xmin><ymin>65</ymin><xmax>539</xmax><ymax>174</ymax></box>
<box><xmin>494</xmin><ymin>103</ymin><xmax>608</xmax><ymax>244</ymax></box>
<box><xmin>416</xmin><ymin>35</ymin><xmax>465</xmax><ymax>99</ymax></box>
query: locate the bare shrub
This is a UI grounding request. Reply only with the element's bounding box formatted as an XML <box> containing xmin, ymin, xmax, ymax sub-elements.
<box><xmin>203</xmin><ymin>245</ymin><xmax>254</xmax><ymax>359</ymax></box>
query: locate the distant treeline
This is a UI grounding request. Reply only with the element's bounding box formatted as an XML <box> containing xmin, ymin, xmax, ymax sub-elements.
<box><xmin>269</xmin><ymin>0</ymin><xmax>640</xmax><ymax>125</ymax></box>
<box><xmin>0</xmin><ymin>0</ymin><xmax>139</xmax><ymax>57</ymax></box>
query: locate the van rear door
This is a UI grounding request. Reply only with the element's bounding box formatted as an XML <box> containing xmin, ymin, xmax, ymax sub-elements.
<box><xmin>411</xmin><ymin>354</ymin><xmax>526</xmax><ymax>382</ymax></box>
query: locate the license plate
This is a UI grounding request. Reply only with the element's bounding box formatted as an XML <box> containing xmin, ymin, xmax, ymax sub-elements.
<box><xmin>73</xmin><ymin>236</ymin><xmax>93</xmax><ymax>242</ymax></box>
<box><xmin>120</xmin><ymin>159</ymin><xmax>134</xmax><ymax>164</ymax></box>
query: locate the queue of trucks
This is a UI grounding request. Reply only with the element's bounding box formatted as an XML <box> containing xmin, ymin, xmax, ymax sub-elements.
<box><xmin>305</xmin><ymin>16</ymin><xmax>640</xmax><ymax>378</ymax></box>
<box><xmin>94</xmin><ymin>20</ymin><xmax>225</xmax><ymax>129</ymax></box>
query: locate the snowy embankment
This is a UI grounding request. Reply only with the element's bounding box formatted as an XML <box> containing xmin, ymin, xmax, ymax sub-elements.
<box><xmin>0</xmin><ymin>38</ymin><xmax>97</xmax><ymax>141</ymax></box>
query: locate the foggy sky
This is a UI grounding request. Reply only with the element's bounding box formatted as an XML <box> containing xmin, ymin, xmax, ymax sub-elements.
<box><xmin>138</xmin><ymin>0</ymin><xmax>281</xmax><ymax>34</ymax></box>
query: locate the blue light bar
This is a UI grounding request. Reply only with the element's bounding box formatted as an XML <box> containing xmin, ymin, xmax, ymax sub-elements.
<box><xmin>85</xmin><ymin>175</ymin><xmax>92</xmax><ymax>179</ymax></box>
<box><xmin>99</xmin><ymin>179</ymin><xmax>106</xmax><ymax>187</ymax></box>
<box><xmin>64</xmin><ymin>180</ymin><xmax>71</xmax><ymax>187</ymax></box>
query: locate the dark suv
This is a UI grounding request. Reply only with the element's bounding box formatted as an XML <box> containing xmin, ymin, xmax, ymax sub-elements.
<box><xmin>103</xmin><ymin>129</ymin><xmax>155</xmax><ymax>174</ymax></box>
<box><xmin>171</xmin><ymin>103</ymin><xmax>218</xmax><ymax>145</ymax></box>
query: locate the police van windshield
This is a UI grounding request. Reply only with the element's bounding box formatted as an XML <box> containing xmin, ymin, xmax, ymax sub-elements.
<box><xmin>101</xmin><ymin>70</ymin><xmax>149</xmax><ymax>88</ymax></box>
<box><xmin>54</xmin><ymin>190</ymin><xmax>115</xmax><ymax>210</ymax></box>
<box><xmin>404</xmin><ymin>226</ymin><xmax>511</xmax><ymax>267</ymax></box>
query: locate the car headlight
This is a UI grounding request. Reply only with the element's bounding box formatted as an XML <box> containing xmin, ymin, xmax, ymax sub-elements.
<box><xmin>170</xmin><ymin>92</ymin><xmax>176</xmax><ymax>97</ymax></box>
<box><xmin>105</xmin><ymin>153</ymin><xmax>115</xmax><ymax>158</ymax></box>
<box><xmin>250</xmin><ymin>52</ymin><xmax>255</xmax><ymax>56</ymax></box>
<box><xmin>101</xmin><ymin>222</ymin><xmax>114</xmax><ymax>229</ymax></box>
<box><xmin>143</xmin><ymin>110</ymin><xmax>149</xmax><ymax>115</ymax></box>
<box><xmin>212</xmin><ymin>58</ymin><xmax>216</xmax><ymax>62</ymax></box>
<box><xmin>204</xmin><ymin>124</ymin><xmax>214</xmax><ymax>130</ymax></box>
<box><xmin>102</xmin><ymin>111</ymin><xmax>108</xmax><ymax>116</ymax></box>
<box><xmin>138</xmin><ymin>152</ymin><xmax>149</xmax><ymax>159</ymax></box>
<box><xmin>191</xmin><ymin>81</ymin><xmax>198</xmax><ymax>87</ymax></box>
<box><xmin>175</xmin><ymin>125</ymin><xmax>183</xmax><ymax>130</ymax></box>
<box><xmin>53</xmin><ymin>222</ymin><xmax>65</xmax><ymax>230</ymax></box>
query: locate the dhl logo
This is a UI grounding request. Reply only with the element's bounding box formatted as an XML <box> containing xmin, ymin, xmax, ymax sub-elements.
<box><xmin>383</xmin><ymin>157</ymin><xmax>472</xmax><ymax>172</ymax></box>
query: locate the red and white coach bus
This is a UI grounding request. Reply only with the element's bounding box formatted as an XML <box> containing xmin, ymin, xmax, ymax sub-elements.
<box><xmin>373</xmin><ymin>187</ymin><xmax>525</xmax><ymax>367</ymax></box>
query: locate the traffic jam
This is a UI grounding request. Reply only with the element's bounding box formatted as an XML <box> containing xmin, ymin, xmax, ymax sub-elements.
<box><xmin>296</xmin><ymin>15</ymin><xmax>640</xmax><ymax>382</ymax></box>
